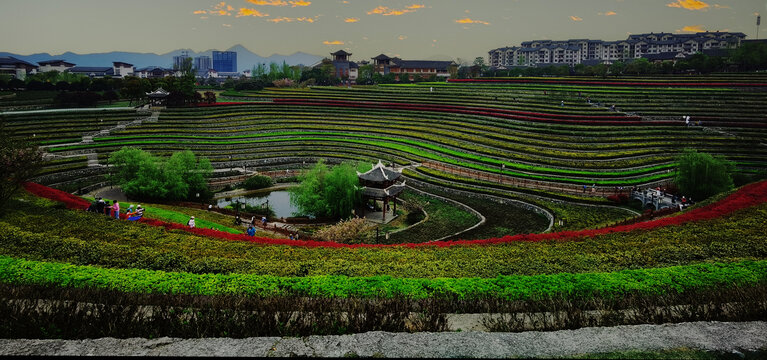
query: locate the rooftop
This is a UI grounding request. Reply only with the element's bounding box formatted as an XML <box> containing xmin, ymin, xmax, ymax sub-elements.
<box><xmin>358</xmin><ymin>160</ymin><xmax>402</xmax><ymax>183</ymax></box>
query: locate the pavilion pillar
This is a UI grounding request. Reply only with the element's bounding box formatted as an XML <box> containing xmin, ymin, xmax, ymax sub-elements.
<box><xmin>393</xmin><ymin>196</ymin><xmax>397</xmax><ymax>214</ymax></box>
<box><xmin>382</xmin><ymin>198</ymin><xmax>387</xmax><ymax>222</ymax></box>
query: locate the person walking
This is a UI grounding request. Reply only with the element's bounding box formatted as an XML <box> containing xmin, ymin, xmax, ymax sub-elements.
<box><xmin>247</xmin><ymin>224</ymin><xmax>255</xmax><ymax>237</ymax></box>
<box><xmin>95</xmin><ymin>197</ymin><xmax>105</xmax><ymax>214</ymax></box>
<box><xmin>87</xmin><ymin>199</ymin><xmax>98</xmax><ymax>212</ymax></box>
<box><xmin>187</xmin><ymin>216</ymin><xmax>195</xmax><ymax>228</ymax></box>
<box><xmin>112</xmin><ymin>201</ymin><xmax>120</xmax><ymax>220</ymax></box>
<box><xmin>261</xmin><ymin>216</ymin><xmax>267</xmax><ymax>227</ymax></box>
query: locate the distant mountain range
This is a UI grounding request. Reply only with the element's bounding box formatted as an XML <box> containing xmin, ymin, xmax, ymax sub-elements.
<box><xmin>0</xmin><ymin>45</ymin><xmax>323</xmax><ymax>72</ymax></box>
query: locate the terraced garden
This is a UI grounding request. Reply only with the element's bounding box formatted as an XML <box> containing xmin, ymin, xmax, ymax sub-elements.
<box><xmin>2</xmin><ymin>76</ymin><xmax>767</xmax><ymax>337</ymax></box>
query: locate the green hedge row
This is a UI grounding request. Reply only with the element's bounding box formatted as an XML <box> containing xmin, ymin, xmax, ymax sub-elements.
<box><xmin>1</xmin><ymin>255</ymin><xmax>764</xmax><ymax>300</ymax></box>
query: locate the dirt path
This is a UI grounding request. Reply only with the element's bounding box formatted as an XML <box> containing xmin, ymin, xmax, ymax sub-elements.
<box><xmin>1</xmin><ymin>321</ymin><xmax>764</xmax><ymax>357</ymax></box>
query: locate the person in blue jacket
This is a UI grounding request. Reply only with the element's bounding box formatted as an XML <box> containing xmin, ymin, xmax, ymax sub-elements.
<box><xmin>247</xmin><ymin>224</ymin><xmax>256</xmax><ymax>237</ymax></box>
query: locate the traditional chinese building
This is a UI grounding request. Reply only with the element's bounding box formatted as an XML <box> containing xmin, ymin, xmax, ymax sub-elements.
<box><xmin>146</xmin><ymin>87</ymin><xmax>169</xmax><ymax>107</ymax></box>
<box><xmin>372</xmin><ymin>54</ymin><xmax>456</xmax><ymax>81</ymax></box>
<box><xmin>330</xmin><ymin>50</ymin><xmax>358</xmax><ymax>83</ymax></box>
<box><xmin>357</xmin><ymin>160</ymin><xmax>406</xmax><ymax>222</ymax></box>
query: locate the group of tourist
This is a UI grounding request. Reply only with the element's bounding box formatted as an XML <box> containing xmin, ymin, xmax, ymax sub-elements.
<box><xmin>86</xmin><ymin>197</ymin><xmax>144</xmax><ymax>219</ymax></box>
<box><xmin>684</xmin><ymin>115</ymin><xmax>702</xmax><ymax>127</ymax></box>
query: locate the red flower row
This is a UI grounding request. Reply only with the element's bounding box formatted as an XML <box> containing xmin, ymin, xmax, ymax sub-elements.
<box><xmin>196</xmin><ymin>102</ymin><xmax>254</xmax><ymax>107</ymax></box>
<box><xmin>447</xmin><ymin>79</ymin><xmax>767</xmax><ymax>87</ymax></box>
<box><xmin>23</xmin><ymin>180</ymin><xmax>767</xmax><ymax>249</ymax></box>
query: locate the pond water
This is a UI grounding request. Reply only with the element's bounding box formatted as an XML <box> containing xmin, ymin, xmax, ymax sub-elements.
<box><xmin>216</xmin><ymin>190</ymin><xmax>302</xmax><ymax>218</ymax></box>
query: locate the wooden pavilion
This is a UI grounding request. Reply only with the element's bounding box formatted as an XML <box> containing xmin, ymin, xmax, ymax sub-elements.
<box><xmin>357</xmin><ymin>160</ymin><xmax>406</xmax><ymax>222</ymax></box>
<box><xmin>146</xmin><ymin>87</ymin><xmax>169</xmax><ymax>107</ymax></box>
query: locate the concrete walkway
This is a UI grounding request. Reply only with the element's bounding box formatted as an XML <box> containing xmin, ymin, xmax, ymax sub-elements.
<box><xmin>0</xmin><ymin>107</ymin><xmax>135</xmax><ymax>116</ymax></box>
<box><xmin>1</xmin><ymin>321</ymin><xmax>764</xmax><ymax>357</ymax></box>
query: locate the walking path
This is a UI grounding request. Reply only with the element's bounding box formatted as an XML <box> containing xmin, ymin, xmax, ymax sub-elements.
<box><xmin>0</xmin><ymin>107</ymin><xmax>135</xmax><ymax>116</ymax></box>
<box><xmin>1</xmin><ymin>321</ymin><xmax>764</xmax><ymax>357</ymax></box>
<box><xmin>40</xmin><ymin>109</ymin><xmax>156</xmax><ymax>166</ymax></box>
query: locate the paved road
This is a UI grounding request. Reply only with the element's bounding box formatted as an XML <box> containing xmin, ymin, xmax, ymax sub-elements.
<box><xmin>1</xmin><ymin>321</ymin><xmax>764</xmax><ymax>357</ymax></box>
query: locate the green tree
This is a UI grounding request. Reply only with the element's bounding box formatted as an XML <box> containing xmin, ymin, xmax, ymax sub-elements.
<box><xmin>0</xmin><ymin>119</ymin><xmax>43</xmax><ymax>212</ymax></box>
<box><xmin>289</xmin><ymin>160</ymin><xmax>362</xmax><ymax>218</ymax></box>
<box><xmin>730</xmin><ymin>42</ymin><xmax>767</xmax><ymax>71</ymax></box>
<box><xmin>674</xmin><ymin>149</ymin><xmax>735</xmax><ymax>200</ymax></box>
<box><xmin>121</xmin><ymin>76</ymin><xmax>150</xmax><ymax>106</ymax></box>
<box><xmin>473</xmin><ymin>57</ymin><xmax>489</xmax><ymax>73</ymax></box>
<box><xmin>109</xmin><ymin>147</ymin><xmax>212</xmax><ymax>201</ymax></box>
<box><xmin>609</xmin><ymin>61</ymin><xmax>625</xmax><ymax>75</ymax></box>
<box><xmin>357</xmin><ymin>64</ymin><xmax>375</xmax><ymax>85</ymax></box>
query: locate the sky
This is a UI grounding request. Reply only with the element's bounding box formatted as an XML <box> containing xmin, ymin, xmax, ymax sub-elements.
<box><xmin>1</xmin><ymin>0</ymin><xmax>765</xmax><ymax>62</ymax></box>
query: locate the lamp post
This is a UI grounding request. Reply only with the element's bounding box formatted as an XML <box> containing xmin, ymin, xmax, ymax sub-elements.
<box><xmin>106</xmin><ymin>156</ymin><xmax>111</xmax><ymax>189</ymax></box>
<box><xmin>500</xmin><ymin>164</ymin><xmax>505</xmax><ymax>183</ymax></box>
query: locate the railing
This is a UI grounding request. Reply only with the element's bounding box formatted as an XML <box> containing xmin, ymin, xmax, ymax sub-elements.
<box><xmin>422</xmin><ymin>160</ymin><xmax>663</xmax><ymax>197</ymax></box>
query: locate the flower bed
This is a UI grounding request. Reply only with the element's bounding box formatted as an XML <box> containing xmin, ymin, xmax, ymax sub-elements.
<box><xmin>22</xmin><ymin>180</ymin><xmax>767</xmax><ymax>248</ymax></box>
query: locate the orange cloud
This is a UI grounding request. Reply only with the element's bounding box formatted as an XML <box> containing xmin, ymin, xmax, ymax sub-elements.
<box><xmin>398</xmin><ymin>35</ymin><xmax>407</xmax><ymax>40</ymax></box>
<box><xmin>677</xmin><ymin>24</ymin><xmax>706</xmax><ymax>32</ymax></box>
<box><xmin>323</xmin><ymin>40</ymin><xmax>344</xmax><ymax>45</ymax></box>
<box><xmin>602</xmin><ymin>11</ymin><xmax>617</xmax><ymax>16</ymax></box>
<box><xmin>246</xmin><ymin>0</ymin><xmax>288</xmax><ymax>5</ymax></box>
<box><xmin>667</xmin><ymin>0</ymin><xmax>710</xmax><ymax>10</ymax></box>
<box><xmin>212</xmin><ymin>2</ymin><xmax>233</xmax><ymax>16</ymax></box>
<box><xmin>570</xmin><ymin>15</ymin><xmax>583</xmax><ymax>21</ymax></box>
<box><xmin>237</xmin><ymin>8</ymin><xmax>268</xmax><ymax>17</ymax></box>
<box><xmin>290</xmin><ymin>0</ymin><xmax>311</xmax><ymax>6</ymax></box>
<box><xmin>367</xmin><ymin>5</ymin><xmax>422</xmax><ymax>16</ymax></box>
<box><xmin>344</xmin><ymin>17</ymin><xmax>359</xmax><ymax>22</ymax></box>
<box><xmin>193</xmin><ymin>10</ymin><xmax>207</xmax><ymax>14</ymax></box>
<box><xmin>455</xmin><ymin>18</ymin><xmax>490</xmax><ymax>25</ymax></box>
<box><xmin>268</xmin><ymin>16</ymin><xmax>316</xmax><ymax>23</ymax></box>
<box><xmin>713</xmin><ymin>4</ymin><xmax>730</xmax><ymax>9</ymax></box>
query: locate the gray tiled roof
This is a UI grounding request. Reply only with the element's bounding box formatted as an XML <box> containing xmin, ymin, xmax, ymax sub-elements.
<box><xmin>37</xmin><ymin>59</ymin><xmax>74</xmax><ymax>66</ymax></box>
<box><xmin>0</xmin><ymin>56</ymin><xmax>37</xmax><ymax>67</ymax></box>
<box><xmin>358</xmin><ymin>161</ymin><xmax>402</xmax><ymax>182</ymax></box>
<box><xmin>362</xmin><ymin>183</ymin><xmax>406</xmax><ymax>198</ymax></box>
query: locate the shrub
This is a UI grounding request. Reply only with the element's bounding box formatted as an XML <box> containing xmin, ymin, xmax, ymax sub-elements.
<box><xmin>272</xmin><ymin>78</ymin><xmax>295</xmax><ymax>88</ymax></box>
<box><xmin>243</xmin><ymin>175</ymin><xmax>273</xmax><ymax>190</ymax></box>
<box><xmin>313</xmin><ymin>217</ymin><xmax>376</xmax><ymax>244</ymax></box>
<box><xmin>606</xmin><ymin>193</ymin><xmax>628</xmax><ymax>204</ymax></box>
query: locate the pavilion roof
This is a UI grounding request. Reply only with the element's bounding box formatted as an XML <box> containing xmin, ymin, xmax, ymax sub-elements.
<box><xmin>362</xmin><ymin>182</ymin><xmax>406</xmax><ymax>198</ymax></box>
<box><xmin>357</xmin><ymin>160</ymin><xmax>402</xmax><ymax>183</ymax></box>
<box><xmin>146</xmin><ymin>87</ymin><xmax>170</xmax><ymax>97</ymax></box>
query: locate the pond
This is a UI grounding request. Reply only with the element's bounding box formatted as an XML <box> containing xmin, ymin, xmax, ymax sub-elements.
<box><xmin>216</xmin><ymin>190</ymin><xmax>302</xmax><ymax>218</ymax></box>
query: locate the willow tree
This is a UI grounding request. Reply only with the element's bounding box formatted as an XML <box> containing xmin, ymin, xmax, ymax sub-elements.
<box><xmin>290</xmin><ymin>160</ymin><xmax>362</xmax><ymax>219</ymax></box>
<box><xmin>674</xmin><ymin>149</ymin><xmax>735</xmax><ymax>200</ymax></box>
